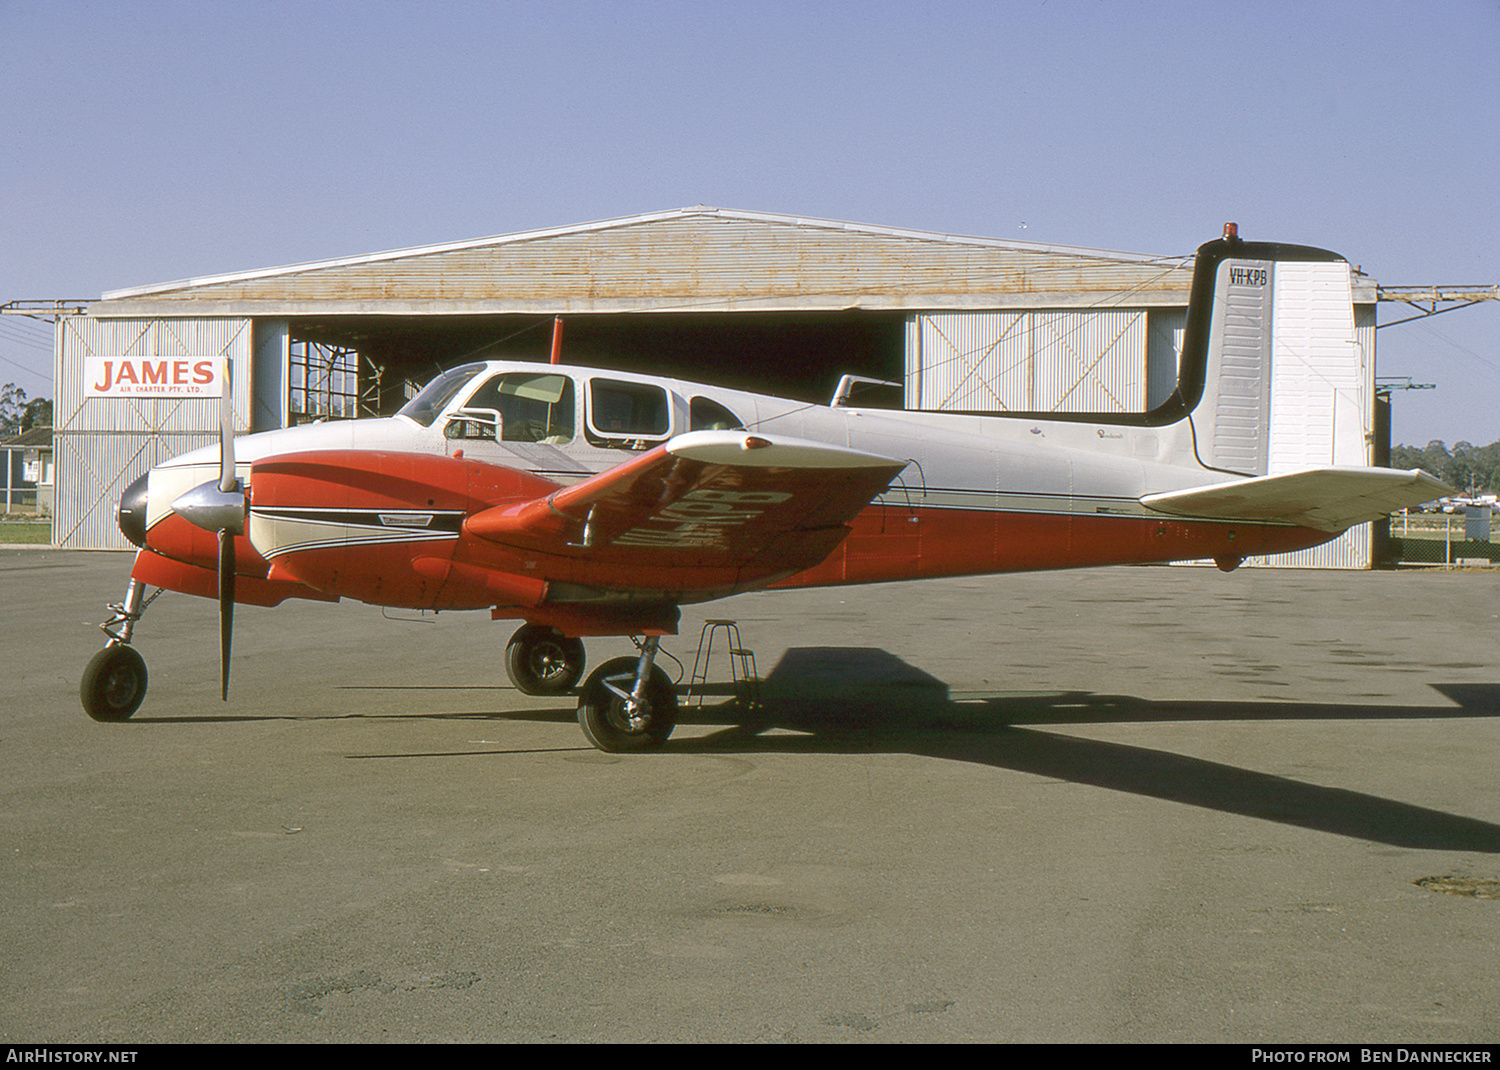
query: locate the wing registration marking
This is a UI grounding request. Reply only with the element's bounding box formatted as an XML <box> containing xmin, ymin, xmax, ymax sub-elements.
<box><xmin>612</xmin><ymin>489</ymin><xmax>793</xmax><ymax>548</ymax></box>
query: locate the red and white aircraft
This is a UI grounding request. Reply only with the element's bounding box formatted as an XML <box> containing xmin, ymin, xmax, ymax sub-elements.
<box><xmin>82</xmin><ymin>230</ymin><xmax>1448</xmax><ymax>750</ymax></box>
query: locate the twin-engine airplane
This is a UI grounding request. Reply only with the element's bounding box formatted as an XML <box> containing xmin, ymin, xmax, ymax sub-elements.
<box><xmin>82</xmin><ymin>229</ymin><xmax>1449</xmax><ymax>750</ymax></box>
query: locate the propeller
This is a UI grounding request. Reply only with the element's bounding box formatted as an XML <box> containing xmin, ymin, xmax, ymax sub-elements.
<box><xmin>169</xmin><ymin>356</ymin><xmax>245</xmax><ymax>700</ymax></box>
<box><xmin>218</xmin><ymin>527</ymin><xmax>234</xmax><ymax>699</ymax></box>
<box><xmin>216</xmin><ymin>355</ymin><xmax>237</xmax><ymax>701</ymax></box>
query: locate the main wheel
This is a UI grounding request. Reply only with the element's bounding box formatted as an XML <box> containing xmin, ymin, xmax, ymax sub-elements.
<box><xmin>577</xmin><ymin>656</ymin><xmax>677</xmax><ymax>752</ymax></box>
<box><xmin>81</xmin><ymin>645</ymin><xmax>148</xmax><ymax>722</ymax></box>
<box><xmin>506</xmin><ymin>624</ymin><xmax>586</xmax><ymax>695</ymax></box>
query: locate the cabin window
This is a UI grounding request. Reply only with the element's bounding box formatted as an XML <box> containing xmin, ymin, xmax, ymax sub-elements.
<box><xmin>586</xmin><ymin>380</ymin><xmax>670</xmax><ymax>448</ymax></box>
<box><xmin>689</xmin><ymin>396</ymin><xmax>743</xmax><ymax>431</ymax></box>
<box><xmin>450</xmin><ymin>373</ymin><xmax>575</xmax><ymax>443</ymax></box>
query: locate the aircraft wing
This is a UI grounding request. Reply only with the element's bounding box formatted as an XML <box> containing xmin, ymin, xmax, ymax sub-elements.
<box><xmin>1140</xmin><ymin>466</ymin><xmax>1451</xmax><ymax>533</ymax></box>
<box><xmin>467</xmin><ymin>429</ymin><xmax>908</xmax><ymax>574</ymax></box>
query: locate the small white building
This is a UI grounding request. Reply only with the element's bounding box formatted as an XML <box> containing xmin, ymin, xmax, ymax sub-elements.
<box><xmin>1</xmin><ymin>426</ymin><xmax>52</xmax><ymax>515</ymax></box>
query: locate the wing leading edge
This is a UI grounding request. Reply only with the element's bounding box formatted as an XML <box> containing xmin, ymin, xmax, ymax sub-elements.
<box><xmin>1141</xmin><ymin>466</ymin><xmax>1451</xmax><ymax>533</ymax></box>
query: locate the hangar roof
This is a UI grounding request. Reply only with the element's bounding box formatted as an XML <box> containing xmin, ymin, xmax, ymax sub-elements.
<box><xmin>93</xmin><ymin>206</ymin><xmax>1203</xmax><ymax>318</ymax></box>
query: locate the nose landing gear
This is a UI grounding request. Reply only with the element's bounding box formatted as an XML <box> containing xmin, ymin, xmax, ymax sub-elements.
<box><xmin>81</xmin><ymin>645</ymin><xmax>148</xmax><ymax>722</ymax></box>
<box><xmin>81</xmin><ymin>578</ymin><xmax>161</xmax><ymax>722</ymax></box>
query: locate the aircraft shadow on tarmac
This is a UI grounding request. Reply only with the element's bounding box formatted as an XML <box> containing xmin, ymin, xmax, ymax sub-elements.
<box><xmin>338</xmin><ymin>645</ymin><xmax>1500</xmax><ymax>852</ymax></box>
<box><xmin>661</xmin><ymin>647</ymin><xmax>1500</xmax><ymax>854</ymax></box>
<box><xmin>140</xmin><ymin>646</ymin><xmax>1500</xmax><ymax>853</ymax></box>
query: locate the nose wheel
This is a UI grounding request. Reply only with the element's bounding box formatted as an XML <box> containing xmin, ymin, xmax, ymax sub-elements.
<box><xmin>81</xmin><ymin>578</ymin><xmax>160</xmax><ymax>722</ymax></box>
<box><xmin>81</xmin><ymin>644</ymin><xmax>148</xmax><ymax>722</ymax></box>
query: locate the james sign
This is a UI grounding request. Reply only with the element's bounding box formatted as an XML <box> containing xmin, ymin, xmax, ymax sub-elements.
<box><xmin>86</xmin><ymin>357</ymin><xmax>223</xmax><ymax>398</ymax></box>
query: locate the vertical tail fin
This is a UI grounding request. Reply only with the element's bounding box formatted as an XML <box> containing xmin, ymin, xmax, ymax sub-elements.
<box><xmin>1175</xmin><ymin>230</ymin><xmax>1357</xmax><ymax>478</ymax></box>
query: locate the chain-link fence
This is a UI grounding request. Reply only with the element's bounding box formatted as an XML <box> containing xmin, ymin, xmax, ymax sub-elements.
<box><xmin>1388</xmin><ymin>511</ymin><xmax>1499</xmax><ymax>566</ymax></box>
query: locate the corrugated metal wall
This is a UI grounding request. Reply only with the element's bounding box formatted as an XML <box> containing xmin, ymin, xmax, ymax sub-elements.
<box><xmin>54</xmin><ymin>316</ymin><xmax>252</xmax><ymax>549</ymax></box>
<box><xmin>907</xmin><ymin>310</ymin><xmax>1151</xmax><ymax>413</ymax></box>
<box><xmin>1250</xmin><ymin>523</ymin><xmax>1370</xmax><ymax>570</ymax></box>
<box><xmin>1146</xmin><ymin>310</ymin><xmax>1185</xmax><ymax>409</ymax></box>
<box><xmin>906</xmin><ymin>284</ymin><xmax>1377</xmax><ymax>569</ymax></box>
<box><xmin>251</xmin><ymin>320</ymin><xmax>289</xmax><ymax>432</ymax></box>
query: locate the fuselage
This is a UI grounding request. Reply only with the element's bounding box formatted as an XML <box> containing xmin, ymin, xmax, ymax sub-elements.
<box><xmin>122</xmin><ymin>360</ymin><xmax>1330</xmax><ymax>617</ymax></box>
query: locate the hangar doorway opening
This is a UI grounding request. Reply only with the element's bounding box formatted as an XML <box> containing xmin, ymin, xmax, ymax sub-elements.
<box><xmin>285</xmin><ymin>339</ymin><xmax>381</xmax><ymax>424</ymax></box>
<box><xmin>283</xmin><ymin>310</ymin><xmax>910</xmax><ymax>423</ymax></box>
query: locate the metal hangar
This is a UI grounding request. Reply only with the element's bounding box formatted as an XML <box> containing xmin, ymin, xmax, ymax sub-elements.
<box><xmin>53</xmin><ymin>206</ymin><xmax>1379</xmax><ymax>565</ymax></box>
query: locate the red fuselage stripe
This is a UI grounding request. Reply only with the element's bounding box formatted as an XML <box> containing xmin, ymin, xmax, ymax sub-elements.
<box><xmin>141</xmin><ymin>496</ymin><xmax>1329</xmax><ymax>612</ymax></box>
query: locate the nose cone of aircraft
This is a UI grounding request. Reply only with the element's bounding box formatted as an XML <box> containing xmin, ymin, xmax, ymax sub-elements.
<box><xmin>118</xmin><ymin>472</ymin><xmax>149</xmax><ymax>548</ymax></box>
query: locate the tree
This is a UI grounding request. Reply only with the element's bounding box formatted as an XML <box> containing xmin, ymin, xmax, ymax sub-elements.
<box><xmin>0</xmin><ymin>385</ymin><xmax>51</xmax><ymax>437</ymax></box>
<box><xmin>21</xmin><ymin>397</ymin><xmax>50</xmax><ymax>431</ymax></box>
<box><xmin>1394</xmin><ymin>437</ymin><xmax>1500</xmax><ymax>495</ymax></box>
<box><xmin>0</xmin><ymin>383</ymin><xmax>26</xmax><ymax>436</ymax></box>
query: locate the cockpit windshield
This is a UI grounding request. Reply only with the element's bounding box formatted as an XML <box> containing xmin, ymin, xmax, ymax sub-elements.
<box><xmin>396</xmin><ymin>363</ymin><xmax>487</xmax><ymax>427</ymax></box>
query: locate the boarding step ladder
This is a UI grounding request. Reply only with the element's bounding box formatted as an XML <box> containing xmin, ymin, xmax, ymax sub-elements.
<box><xmin>687</xmin><ymin>619</ymin><xmax>761</xmax><ymax>710</ymax></box>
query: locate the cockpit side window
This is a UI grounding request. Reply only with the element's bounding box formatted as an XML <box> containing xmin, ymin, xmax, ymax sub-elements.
<box><xmin>689</xmin><ymin>396</ymin><xmax>743</xmax><ymax>431</ymax></box>
<box><xmin>586</xmin><ymin>380</ymin><xmax>670</xmax><ymax>449</ymax></box>
<box><xmin>396</xmin><ymin>363</ymin><xmax>487</xmax><ymax>427</ymax></box>
<box><xmin>458</xmin><ymin>373</ymin><xmax>575</xmax><ymax>443</ymax></box>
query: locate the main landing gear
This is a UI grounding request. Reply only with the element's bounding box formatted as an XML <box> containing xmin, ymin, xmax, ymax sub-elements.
<box><xmin>504</xmin><ymin>624</ymin><xmax>677</xmax><ymax>752</ymax></box>
<box><xmin>81</xmin><ymin>578</ymin><xmax>160</xmax><ymax>722</ymax></box>
<box><xmin>505</xmin><ymin>623</ymin><xmax>586</xmax><ymax>696</ymax></box>
<box><xmin>576</xmin><ymin>637</ymin><xmax>677</xmax><ymax>753</ymax></box>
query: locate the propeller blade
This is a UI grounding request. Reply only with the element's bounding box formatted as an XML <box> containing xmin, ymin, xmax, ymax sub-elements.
<box><xmin>218</xmin><ymin>355</ymin><xmax>237</xmax><ymax>495</ymax></box>
<box><xmin>218</xmin><ymin>528</ymin><xmax>235</xmax><ymax>701</ymax></box>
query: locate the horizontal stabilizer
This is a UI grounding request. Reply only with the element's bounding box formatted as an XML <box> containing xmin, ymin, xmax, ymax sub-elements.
<box><xmin>1141</xmin><ymin>467</ymin><xmax>1451</xmax><ymax>533</ymax></box>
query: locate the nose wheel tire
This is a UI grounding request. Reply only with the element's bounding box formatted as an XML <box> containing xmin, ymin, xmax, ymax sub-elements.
<box><xmin>506</xmin><ymin>624</ymin><xmax>586</xmax><ymax>696</ymax></box>
<box><xmin>577</xmin><ymin>656</ymin><xmax>677</xmax><ymax>752</ymax></box>
<box><xmin>81</xmin><ymin>645</ymin><xmax>148</xmax><ymax>722</ymax></box>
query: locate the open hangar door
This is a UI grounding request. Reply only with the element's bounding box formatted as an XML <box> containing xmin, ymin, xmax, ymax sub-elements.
<box><xmin>285</xmin><ymin>310</ymin><xmax>911</xmax><ymax>416</ymax></box>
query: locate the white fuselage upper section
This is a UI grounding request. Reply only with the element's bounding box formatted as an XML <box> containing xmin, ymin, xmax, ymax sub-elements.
<box><xmin>144</xmin><ymin>359</ymin><xmax>1225</xmax><ymax>537</ymax></box>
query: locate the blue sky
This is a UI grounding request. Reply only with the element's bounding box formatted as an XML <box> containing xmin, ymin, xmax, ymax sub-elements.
<box><xmin>3</xmin><ymin>0</ymin><xmax>1496</xmax><ymax>446</ymax></box>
